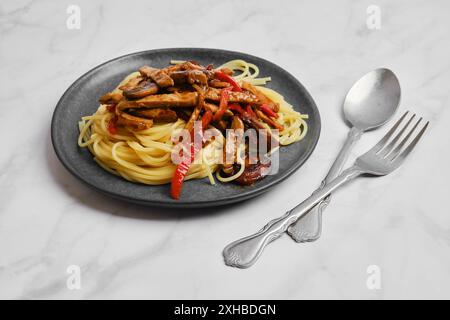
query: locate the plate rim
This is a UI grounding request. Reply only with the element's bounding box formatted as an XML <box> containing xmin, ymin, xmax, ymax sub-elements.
<box><xmin>51</xmin><ymin>47</ymin><xmax>321</xmax><ymax>208</ymax></box>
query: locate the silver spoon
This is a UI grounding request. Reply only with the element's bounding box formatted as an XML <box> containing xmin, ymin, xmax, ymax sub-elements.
<box><xmin>287</xmin><ymin>68</ymin><xmax>401</xmax><ymax>242</ymax></box>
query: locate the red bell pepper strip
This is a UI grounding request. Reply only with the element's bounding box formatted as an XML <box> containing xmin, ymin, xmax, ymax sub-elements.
<box><xmin>228</xmin><ymin>104</ymin><xmax>244</xmax><ymax>115</ymax></box>
<box><xmin>170</xmin><ymin>151</ymin><xmax>192</xmax><ymax>200</ymax></box>
<box><xmin>260</xmin><ymin>103</ymin><xmax>279</xmax><ymax>118</ymax></box>
<box><xmin>171</xmin><ymin>112</ymin><xmax>212</xmax><ymax>200</ymax></box>
<box><xmin>171</xmin><ymin>159</ymin><xmax>190</xmax><ymax>200</ymax></box>
<box><xmin>230</xmin><ymin>104</ymin><xmax>261</xmax><ymax>123</ymax></box>
<box><xmin>214</xmin><ymin>71</ymin><xmax>242</xmax><ymax>92</ymax></box>
<box><xmin>201</xmin><ymin>110</ymin><xmax>213</xmax><ymax>129</ymax></box>
<box><xmin>213</xmin><ymin>87</ymin><xmax>232</xmax><ymax>121</ymax></box>
<box><xmin>107</xmin><ymin>115</ymin><xmax>118</xmax><ymax>135</ymax></box>
<box><xmin>171</xmin><ymin>134</ymin><xmax>202</xmax><ymax>199</ymax></box>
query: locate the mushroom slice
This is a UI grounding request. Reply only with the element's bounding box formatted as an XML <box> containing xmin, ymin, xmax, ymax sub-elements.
<box><xmin>235</xmin><ymin>161</ymin><xmax>271</xmax><ymax>185</ymax></box>
<box><xmin>122</xmin><ymin>80</ymin><xmax>159</xmax><ymax>99</ymax></box>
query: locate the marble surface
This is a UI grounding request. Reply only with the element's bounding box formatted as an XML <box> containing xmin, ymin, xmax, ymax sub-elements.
<box><xmin>1</xmin><ymin>0</ymin><xmax>449</xmax><ymax>299</ymax></box>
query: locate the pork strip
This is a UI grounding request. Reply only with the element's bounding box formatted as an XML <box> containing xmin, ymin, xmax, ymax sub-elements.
<box><xmin>116</xmin><ymin>111</ymin><xmax>153</xmax><ymax>130</ymax></box>
<box><xmin>134</xmin><ymin>92</ymin><xmax>198</xmax><ymax>108</ymax></box>
<box><xmin>185</xmin><ymin>84</ymin><xmax>205</xmax><ymax>131</ymax></box>
<box><xmin>117</xmin><ymin>88</ymin><xmax>260</xmax><ymax>110</ymax></box>
<box><xmin>169</xmin><ymin>70</ymin><xmax>208</xmax><ymax>85</ymax></box>
<box><xmin>130</xmin><ymin>89</ymin><xmax>259</xmax><ymax>108</ymax></box>
<box><xmin>205</xmin><ymin>88</ymin><xmax>261</xmax><ymax>105</ymax></box>
<box><xmin>208</xmin><ymin>79</ymin><xmax>231</xmax><ymax>88</ymax></box>
<box><xmin>131</xmin><ymin>108</ymin><xmax>178</xmax><ymax>123</ymax></box>
<box><xmin>139</xmin><ymin>66</ymin><xmax>174</xmax><ymax>87</ymax></box>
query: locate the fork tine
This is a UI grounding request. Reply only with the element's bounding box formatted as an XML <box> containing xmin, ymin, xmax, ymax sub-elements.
<box><xmin>387</xmin><ymin>117</ymin><xmax>422</xmax><ymax>160</ymax></box>
<box><xmin>372</xmin><ymin>111</ymin><xmax>409</xmax><ymax>153</ymax></box>
<box><xmin>378</xmin><ymin>114</ymin><xmax>416</xmax><ymax>157</ymax></box>
<box><xmin>391</xmin><ymin>121</ymin><xmax>429</xmax><ymax>163</ymax></box>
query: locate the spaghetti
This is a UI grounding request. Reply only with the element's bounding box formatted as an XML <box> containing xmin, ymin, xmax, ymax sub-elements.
<box><xmin>78</xmin><ymin>59</ymin><xmax>308</xmax><ymax>197</ymax></box>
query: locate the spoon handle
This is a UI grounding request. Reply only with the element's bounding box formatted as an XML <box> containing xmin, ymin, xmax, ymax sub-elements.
<box><xmin>287</xmin><ymin>126</ymin><xmax>362</xmax><ymax>242</ymax></box>
<box><xmin>223</xmin><ymin>166</ymin><xmax>363</xmax><ymax>268</ymax></box>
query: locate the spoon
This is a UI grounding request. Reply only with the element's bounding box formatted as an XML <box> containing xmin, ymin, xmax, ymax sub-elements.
<box><xmin>287</xmin><ymin>68</ymin><xmax>401</xmax><ymax>242</ymax></box>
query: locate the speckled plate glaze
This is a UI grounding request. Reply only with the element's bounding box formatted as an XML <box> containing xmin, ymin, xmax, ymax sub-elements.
<box><xmin>51</xmin><ymin>48</ymin><xmax>321</xmax><ymax>208</ymax></box>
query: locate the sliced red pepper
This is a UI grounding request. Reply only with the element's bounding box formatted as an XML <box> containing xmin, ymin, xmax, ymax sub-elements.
<box><xmin>260</xmin><ymin>103</ymin><xmax>279</xmax><ymax>118</ymax></box>
<box><xmin>214</xmin><ymin>71</ymin><xmax>242</xmax><ymax>92</ymax></box>
<box><xmin>171</xmin><ymin>108</ymin><xmax>215</xmax><ymax>199</ymax></box>
<box><xmin>107</xmin><ymin>115</ymin><xmax>118</xmax><ymax>135</ymax></box>
<box><xmin>201</xmin><ymin>110</ymin><xmax>213</xmax><ymax>129</ymax></box>
<box><xmin>230</xmin><ymin>104</ymin><xmax>260</xmax><ymax>121</ymax></box>
<box><xmin>171</xmin><ymin>125</ymin><xmax>204</xmax><ymax>200</ymax></box>
<box><xmin>171</xmin><ymin>158</ymin><xmax>191</xmax><ymax>200</ymax></box>
<box><xmin>228</xmin><ymin>104</ymin><xmax>244</xmax><ymax>115</ymax></box>
<box><xmin>213</xmin><ymin>87</ymin><xmax>231</xmax><ymax>121</ymax></box>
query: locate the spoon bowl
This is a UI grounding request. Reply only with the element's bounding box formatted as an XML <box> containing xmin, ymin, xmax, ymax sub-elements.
<box><xmin>344</xmin><ymin>68</ymin><xmax>401</xmax><ymax>131</ymax></box>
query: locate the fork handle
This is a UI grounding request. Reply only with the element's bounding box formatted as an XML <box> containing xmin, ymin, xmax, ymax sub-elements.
<box><xmin>287</xmin><ymin>127</ymin><xmax>363</xmax><ymax>242</ymax></box>
<box><xmin>223</xmin><ymin>166</ymin><xmax>363</xmax><ymax>268</ymax></box>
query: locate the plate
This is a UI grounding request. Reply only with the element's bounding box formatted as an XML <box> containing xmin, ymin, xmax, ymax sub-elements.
<box><xmin>51</xmin><ymin>48</ymin><xmax>321</xmax><ymax>208</ymax></box>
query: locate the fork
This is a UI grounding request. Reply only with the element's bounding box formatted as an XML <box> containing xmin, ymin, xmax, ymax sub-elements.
<box><xmin>223</xmin><ymin>111</ymin><xmax>429</xmax><ymax>268</ymax></box>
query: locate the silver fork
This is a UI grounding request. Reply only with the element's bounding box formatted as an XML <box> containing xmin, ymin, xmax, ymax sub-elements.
<box><xmin>223</xmin><ymin>111</ymin><xmax>429</xmax><ymax>268</ymax></box>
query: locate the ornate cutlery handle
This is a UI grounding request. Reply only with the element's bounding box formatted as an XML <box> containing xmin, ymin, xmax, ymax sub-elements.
<box><xmin>287</xmin><ymin>127</ymin><xmax>363</xmax><ymax>242</ymax></box>
<box><xmin>223</xmin><ymin>166</ymin><xmax>362</xmax><ymax>268</ymax></box>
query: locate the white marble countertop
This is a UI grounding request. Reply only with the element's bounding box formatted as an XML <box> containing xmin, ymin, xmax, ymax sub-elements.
<box><xmin>1</xmin><ymin>0</ymin><xmax>449</xmax><ymax>299</ymax></box>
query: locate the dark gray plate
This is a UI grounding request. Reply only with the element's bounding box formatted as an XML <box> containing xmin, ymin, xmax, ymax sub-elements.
<box><xmin>51</xmin><ymin>48</ymin><xmax>320</xmax><ymax>208</ymax></box>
